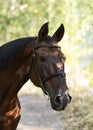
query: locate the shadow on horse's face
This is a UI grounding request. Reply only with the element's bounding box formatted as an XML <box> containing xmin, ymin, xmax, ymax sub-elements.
<box><xmin>30</xmin><ymin>22</ymin><xmax>72</xmax><ymax>111</ymax></box>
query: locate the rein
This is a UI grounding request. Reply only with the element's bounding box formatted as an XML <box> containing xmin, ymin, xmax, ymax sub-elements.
<box><xmin>30</xmin><ymin>44</ymin><xmax>65</xmax><ymax>96</ymax></box>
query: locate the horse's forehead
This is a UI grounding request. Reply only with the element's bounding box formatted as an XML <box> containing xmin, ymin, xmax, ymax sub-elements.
<box><xmin>37</xmin><ymin>48</ymin><xmax>66</xmax><ymax>63</ymax></box>
<box><xmin>37</xmin><ymin>47</ymin><xmax>59</xmax><ymax>56</ymax></box>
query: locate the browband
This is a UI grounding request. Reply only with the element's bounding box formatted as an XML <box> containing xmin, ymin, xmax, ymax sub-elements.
<box><xmin>34</xmin><ymin>44</ymin><xmax>61</xmax><ymax>50</ymax></box>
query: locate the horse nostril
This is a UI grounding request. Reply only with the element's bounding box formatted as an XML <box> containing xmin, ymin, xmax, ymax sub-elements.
<box><xmin>54</xmin><ymin>93</ymin><xmax>72</xmax><ymax>106</ymax></box>
<box><xmin>54</xmin><ymin>96</ymin><xmax>62</xmax><ymax>105</ymax></box>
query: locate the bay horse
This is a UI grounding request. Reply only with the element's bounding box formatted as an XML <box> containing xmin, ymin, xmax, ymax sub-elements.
<box><xmin>0</xmin><ymin>22</ymin><xmax>71</xmax><ymax>130</ymax></box>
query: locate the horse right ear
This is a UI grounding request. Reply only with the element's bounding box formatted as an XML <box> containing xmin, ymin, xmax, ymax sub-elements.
<box><xmin>38</xmin><ymin>22</ymin><xmax>49</xmax><ymax>42</ymax></box>
<box><xmin>52</xmin><ymin>24</ymin><xmax>65</xmax><ymax>42</ymax></box>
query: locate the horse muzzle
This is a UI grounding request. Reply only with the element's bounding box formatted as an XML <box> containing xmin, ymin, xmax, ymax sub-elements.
<box><xmin>50</xmin><ymin>90</ymin><xmax>72</xmax><ymax>111</ymax></box>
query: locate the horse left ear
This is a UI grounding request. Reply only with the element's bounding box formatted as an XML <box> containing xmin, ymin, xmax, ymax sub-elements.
<box><xmin>38</xmin><ymin>22</ymin><xmax>49</xmax><ymax>42</ymax></box>
<box><xmin>52</xmin><ymin>24</ymin><xmax>65</xmax><ymax>42</ymax></box>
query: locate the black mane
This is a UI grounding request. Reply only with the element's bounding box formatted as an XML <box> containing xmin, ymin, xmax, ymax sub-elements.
<box><xmin>0</xmin><ymin>37</ymin><xmax>36</xmax><ymax>70</ymax></box>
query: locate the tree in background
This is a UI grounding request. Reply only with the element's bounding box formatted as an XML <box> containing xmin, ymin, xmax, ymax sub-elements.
<box><xmin>0</xmin><ymin>0</ymin><xmax>93</xmax><ymax>87</ymax></box>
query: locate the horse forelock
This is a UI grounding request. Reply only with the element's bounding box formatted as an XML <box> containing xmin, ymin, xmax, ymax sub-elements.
<box><xmin>44</xmin><ymin>36</ymin><xmax>55</xmax><ymax>44</ymax></box>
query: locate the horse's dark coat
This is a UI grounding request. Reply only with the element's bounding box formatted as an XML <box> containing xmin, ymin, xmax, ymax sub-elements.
<box><xmin>0</xmin><ymin>22</ymin><xmax>71</xmax><ymax>130</ymax></box>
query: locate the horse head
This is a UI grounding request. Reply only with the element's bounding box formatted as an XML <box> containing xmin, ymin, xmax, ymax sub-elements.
<box><xmin>29</xmin><ymin>22</ymin><xmax>72</xmax><ymax>111</ymax></box>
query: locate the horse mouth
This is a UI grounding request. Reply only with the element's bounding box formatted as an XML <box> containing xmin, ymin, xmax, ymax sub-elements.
<box><xmin>51</xmin><ymin>102</ymin><xmax>68</xmax><ymax>111</ymax></box>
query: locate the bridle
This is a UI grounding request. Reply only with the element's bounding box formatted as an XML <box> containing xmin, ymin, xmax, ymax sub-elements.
<box><xmin>30</xmin><ymin>44</ymin><xmax>66</xmax><ymax>96</ymax></box>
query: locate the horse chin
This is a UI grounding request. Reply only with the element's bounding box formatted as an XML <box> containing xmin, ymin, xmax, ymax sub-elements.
<box><xmin>51</xmin><ymin>104</ymin><xmax>67</xmax><ymax>111</ymax></box>
<box><xmin>50</xmin><ymin>100</ymin><xmax>68</xmax><ymax>111</ymax></box>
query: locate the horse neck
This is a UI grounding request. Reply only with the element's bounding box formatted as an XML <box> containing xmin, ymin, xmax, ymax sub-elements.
<box><xmin>10</xmin><ymin>41</ymin><xmax>36</xmax><ymax>89</ymax></box>
<box><xmin>0</xmin><ymin>40</ymin><xmax>36</xmax><ymax>101</ymax></box>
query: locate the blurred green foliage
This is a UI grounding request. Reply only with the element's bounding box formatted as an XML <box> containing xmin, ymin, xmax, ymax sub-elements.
<box><xmin>0</xmin><ymin>0</ymin><xmax>92</xmax><ymax>87</ymax></box>
<box><xmin>0</xmin><ymin>0</ymin><xmax>93</xmax><ymax>129</ymax></box>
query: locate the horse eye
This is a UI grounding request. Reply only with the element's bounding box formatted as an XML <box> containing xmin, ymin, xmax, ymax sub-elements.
<box><xmin>39</xmin><ymin>56</ymin><xmax>46</xmax><ymax>62</ymax></box>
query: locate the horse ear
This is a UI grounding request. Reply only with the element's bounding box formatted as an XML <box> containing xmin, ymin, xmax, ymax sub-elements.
<box><xmin>52</xmin><ymin>24</ymin><xmax>65</xmax><ymax>42</ymax></box>
<box><xmin>38</xmin><ymin>22</ymin><xmax>49</xmax><ymax>41</ymax></box>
